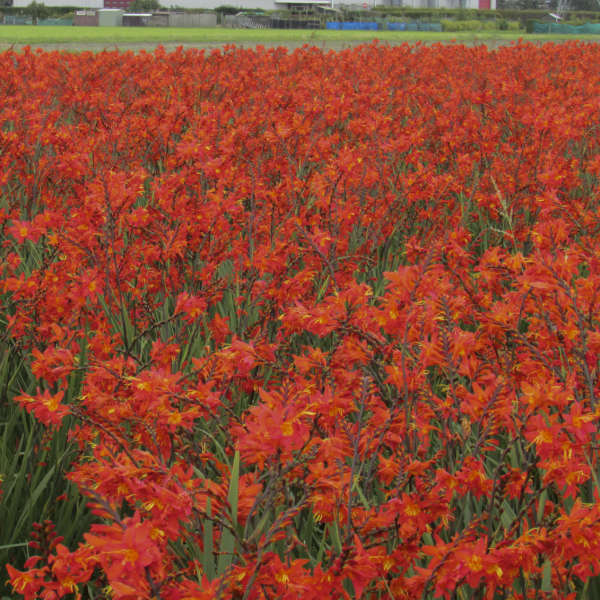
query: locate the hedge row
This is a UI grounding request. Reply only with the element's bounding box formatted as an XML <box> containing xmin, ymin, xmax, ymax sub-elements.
<box><xmin>371</xmin><ymin>6</ymin><xmax>600</xmax><ymax>22</ymax></box>
<box><xmin>440</xmin><ymin>18</ymin><xmax>521</xmax><ymax>30</ymax></box>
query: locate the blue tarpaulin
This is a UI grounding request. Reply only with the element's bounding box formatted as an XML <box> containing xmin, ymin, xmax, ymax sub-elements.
<box><xmin>326</xmin><ymin>22</ymin><xmax>379</xmax><ymax>30</ymax></box>
<box><xmin>326</xmin><ymin>21</ymin><xmax>442</xmax><ymax>31</ymax></box>
<box><xmin>387</xmin><ymin>22</ymin><xmax>442</xmax><ymax>31</ymax></box>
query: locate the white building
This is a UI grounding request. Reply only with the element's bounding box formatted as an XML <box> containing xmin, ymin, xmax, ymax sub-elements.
<box><xmin>9</xmin><ymin>0</ymin><xmax>330</xmax><ymax>7</ymax></box>
<box><xmin>160</xmin><ymin>0</ymin><xmax>330</xmax><ymax>8</ymax></box>
<box><xmin>161</xmin><ymin>0</ymin><xmax>270</xmax><ymax>8</ymax></box>
<box><xmin>12</xmin><ymin>0</ymin><xmax>103</xmax><ymax>6</ymax></box>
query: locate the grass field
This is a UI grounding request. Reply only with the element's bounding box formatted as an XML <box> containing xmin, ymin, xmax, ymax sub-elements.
<box><xmin>0</xmin><ymin>25</ymin><xmax>599</xmax><ymax>50</ymax></box>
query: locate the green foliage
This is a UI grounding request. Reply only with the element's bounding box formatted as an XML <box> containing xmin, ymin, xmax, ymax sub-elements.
<box><xmin>499</xmin><ymin>8</ymin><xmax>600</xmax><ymax>21</ymax></box>
<box><xmin>0</xmin><ymin>5</ymin><xmax>80</xmax><ymax>16</ymax></box>
<box><xmin>214</xmin><ymin>5</ymin><xmax>242</xmax><ymax>14</ymax></box>
<box><xmin>441</xmin><ymin>18</ymin><xmax>494</xmax><ymax>30</ymax></box>
<box><xmin>25</xmin><ymin>1</ymin><xmax>49</xmax><ymax>24</ymax></box>
<box><xmin>564</xmin><ymin>16</ymin><xmax>600</xmax><ymax>23</ymax></box>
<box><xmin>440</xmin><ymin>18</ymin><xmax>521</xmax><ymax>30</ymax></box>
<box><xmin>373</xmin><ymin>6</ymin><xmax>505</xmax><ymax>21</ymax></box>
<box><xmin>374</xmin><ymin>6</ymin><xmax>600</xmax><ymax>25</ymax></box>
<box><xmin>128</xmin><ymin>0</ymin><xmax>162</xmax><ymax>12</ymax></box>
<box><xmin>0</xmin><ymin>210</ymin><xmax>93</xmax><ymax>594</ymax></box>
<box><xmin>571</xmin><ymin>0</ymin><xmax>600</xmax><ymax>10</ymax></box>
<box><xmin>0</xmin><ymin>356</ymin><xmax>92</xmax><ymax>595</ymax></box>
<box><xmin>216</xmin><ymin>450</ymin><xmax>239</xmax><ymax>576</ymax></box>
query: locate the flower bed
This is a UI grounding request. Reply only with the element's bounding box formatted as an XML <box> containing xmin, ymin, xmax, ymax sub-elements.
<box><xmin>2</xmin><ymin>42</ymin><xmax>600</xmax><ymax>599</ymax></box>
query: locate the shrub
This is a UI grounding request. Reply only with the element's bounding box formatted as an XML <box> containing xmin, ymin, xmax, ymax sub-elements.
<box><xmin>441</xmin><ymin>18</ymin><xmax>499</xmax><ymax>30</ymax></box>
<box><xmin>214</xmin><ymin>4</ymin><xmax>242</xmax><ymax>14</ymax></box>
<box><xmin>128</xmin><ymin>0</ymin><xmax>162</xmax><ymax>11</ymax></box>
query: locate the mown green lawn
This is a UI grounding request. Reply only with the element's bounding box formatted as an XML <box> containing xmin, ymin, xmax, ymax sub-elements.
<box><xmin>1</xmin><ymin>25</ymin><xmax>600</xmax><ymax>48</ymax></box>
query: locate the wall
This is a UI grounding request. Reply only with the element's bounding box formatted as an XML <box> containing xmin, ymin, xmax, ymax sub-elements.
<box><xmin>123</xmin><ymin>13</ymin><xmax>152</xmax><ymax>24</ymax></box>
<box><xmin>97</xmin><ymin>8</ymin><xmax>123</xmax><ymax>25</ymax></box>
<box><xmin>150</xmin><ymin>12</ymin><xmax>170</xmax><ymax>24</ymax></box>
<box><xmin>168</xmin><ymin>12</ymin><xmax>217</xmax><ymax>26</ymax></box>
<box><xmin>73</xmin><ymin>10</ymin><xmax>99</xmax><ymax>24</ymax></box>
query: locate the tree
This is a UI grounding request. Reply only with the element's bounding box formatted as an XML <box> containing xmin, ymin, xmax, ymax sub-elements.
<box><xmin>568</xmin><ymin>0</ymin><xmax>600</xmax><ymax>10</ymax></box>
<box><xmin>128</xmin><ymin>0</ymin><xmax>162</xmax><ymax>12</ymax></box>
<box><xmin>26</xmin><ymin>1</ymin><xmax>50</xmax><ymax>24</ymax></box>
<box><xmin>214</xmin><ymin>5</ymin><xmax>242</xmax><ymax>14</ymax></box>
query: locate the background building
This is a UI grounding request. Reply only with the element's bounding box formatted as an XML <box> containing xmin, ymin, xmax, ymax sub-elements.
<box><xmin>9</xmin><ymin>0</ymin><xmax>495</xmax><ymax>11</ymax></box>
<box><xmin>11</xmin><ymin>0</ymin><xmax>102</xmax><ymax>7</ymax></box>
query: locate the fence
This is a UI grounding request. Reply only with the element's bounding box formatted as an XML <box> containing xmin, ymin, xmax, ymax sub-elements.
<box><xmin>224</xmin><ymin>14</ymin><xmax>271</xmax><ymax>28</ymax></box>
<box><xmin>326</xmin><ymin>21</ymin><xmax>379</xmax><ymax>30</ymax></box>
<box><xmin>39</xmin><ymin>18</ymin><xmax>74</xmax><ymax>25</ymax></box>
<box><xmin>270</xmin><ymin>17</ymin><xmax>322</xmax><ymax>29</ymax></box>
<box><xmin>532</xmin><ymin>21</ymin><xmax>600</xmax><ymax>33</ymax></box>
<box><xmin>168</xmin><ymin>13</ymin><xmax>217</xmax><ymax>27</ymax></box>
<box><xmin>0</xmin><ymin>12</ymin><xmax>443</xmax><ymax>31</ymax></box>
<box><xmin>3</xmin><ymin>15</ymin><xmax>32</xmax><ymax>24</ymax></box>
<box><xmin>2</xmin><ymin>15</ymin><xmax>73</xmax><ymax>25</ymax></box>
<box><xmin>390</xmin><ymin>21</ymin><xmax>442</xmax><ymax>30</ymax></box>
<box><xmin>327</xmin><ymin>20</ymin><xmax>443</xmax><ymax>30</ymax></box>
